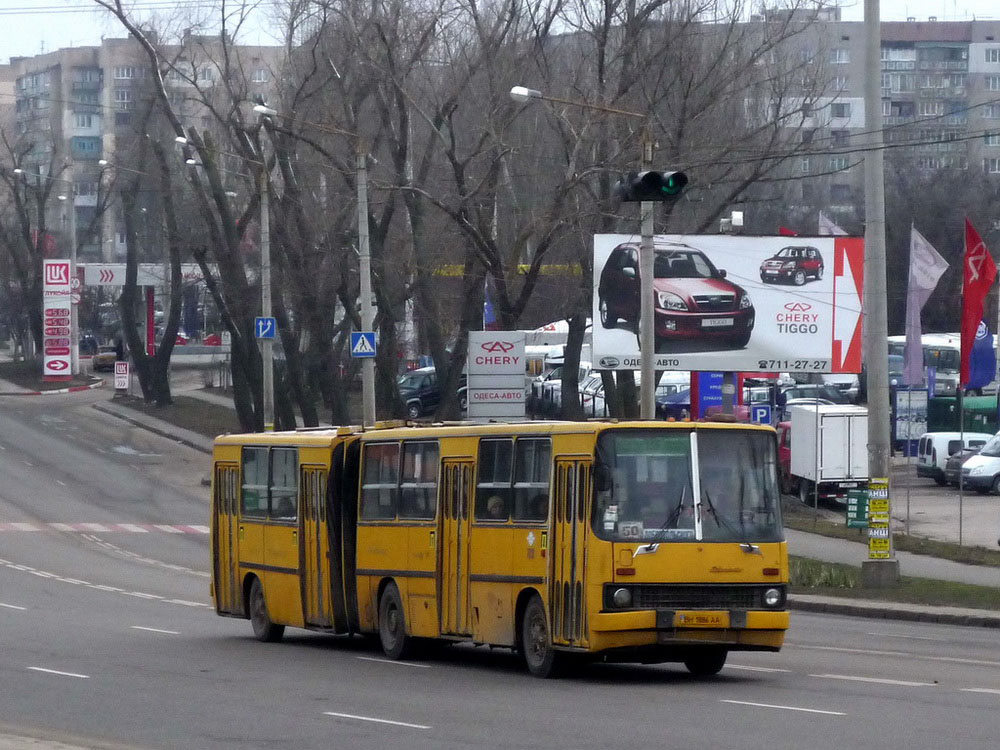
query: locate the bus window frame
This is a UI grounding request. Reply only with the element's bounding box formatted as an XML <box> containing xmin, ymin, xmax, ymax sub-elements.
<box><xmin>360</xmin><ymin>440</ymin><xmax>441</xmax><ymax>524</ymax></box>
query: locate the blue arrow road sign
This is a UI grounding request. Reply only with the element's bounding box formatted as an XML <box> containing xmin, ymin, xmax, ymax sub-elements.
<box><xmin>751</xmin><ymin>404</ymin><xmax>772</xmax><ymax>425</ymax></box>
<box><xmin>255</xmin><ymin>317</ymin><xmax>277</xmax><ymax>339</ymax></box>
<box><xmin>350</xmin><ymin>331</ymin><xmax>377</xmax><ymax>358</ymax></box>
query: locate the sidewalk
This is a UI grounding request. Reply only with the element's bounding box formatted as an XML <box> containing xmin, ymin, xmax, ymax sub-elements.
<box><xmin>85</xmin><ymin>389</ymin><xmax>1000</xmax><ymax>630</ymax></box>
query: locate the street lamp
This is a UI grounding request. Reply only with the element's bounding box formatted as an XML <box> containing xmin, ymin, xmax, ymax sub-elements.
<box><xmin>253</xmin><ymin>103</ymin><xmax>277</xmax><ymax>432</ymax></box>
<box><xmin>509</xmin><ymin>86</ymin><xmax>660</xmax><ymax>419</ymax></box>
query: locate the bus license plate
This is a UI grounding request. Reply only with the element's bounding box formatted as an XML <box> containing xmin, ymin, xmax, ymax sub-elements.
<box><xmin>673</xmin><ymin>611</ymin><xmax>729</xmax><ymax>628</ymax></box>
<box><xmin>702</xmin><ymin>318</ymin><xmax>734</xmax><ymax>328</ymax></box>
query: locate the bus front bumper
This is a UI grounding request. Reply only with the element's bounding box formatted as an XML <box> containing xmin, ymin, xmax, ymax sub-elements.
<box><xmin>588</xmin><ymin>609</ymin><xmax>788</xmax><ymax>652</ymax></box>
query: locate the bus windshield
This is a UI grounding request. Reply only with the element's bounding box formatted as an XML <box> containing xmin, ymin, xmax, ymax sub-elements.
<box><xmin>593</xmin><ymin>428</ymin><xmax>782</xmax><ymax>543</ymax></box>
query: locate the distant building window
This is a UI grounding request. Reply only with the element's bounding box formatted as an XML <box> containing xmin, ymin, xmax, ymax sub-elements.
<box><xmin>830</xmin><ymin>48</ymin><xmax>850</xmax><ymax>64</ymax></box>
<box><xmin>986</xmin><ymin>104</ymin><xmax>1000</xmax><ymax>119</ymax></box>
<box><xmin>800</xmin><ymin>157</ymin><xmax>810</xmax><ymax>173</ymax></box>
<box><xmin>76</xmin><ymin>181</ymin><xmax>97</xmax><ymax>196</ymax></box>
<box><xmin>74</xmin><ymin>114</ymin><xmax>93</xmax><ymax>128</ymax></box>
<box><xmin>987</xmin><ymin>48</ymin><xmax>1000</xmax><ymax>64</ymax></box>
<box><xmin>986</xmin><ymin>133</ymin><xmax>1000</xmax><ymax>146</ymax></box>
<box><xmin>829</xmin><ymin>156</ymin><xmax>850</xmax><ymax>172</ymax></box>
<box><xmin>115</xmin><ymin>88</ymin><xmax>131</xmax><ymax>102</ymax></box>
<box><xmin>833</xmin><ymin>75</ymin><xmax>848</xmax><ymax>90</ymax></box>
<box><xmin>251</xmin><ymin>68</ymin><xmax>268</xmax><ymax>83</ymax></box>
<box><xmin>831</xmin><ymin>130</ymin><xmax>849</xmax><ymax>146</ymax></box>
<box><xmin>985</xmin><ymin>158</ymin><xmax>1000</xmax><ymax>173</ymax></box>
<box><xmin>198</xmin><ymin>66</ymin><xmax>215</xmax><ymax>82</ymax></box>
<box><xmin>114</xmin><ymin>66</ymin><xmax>135</xmax><ymax>79</ymax></box>
<box><xmin>801</xmin><ymin>129</ymin><xmax>815</xmax><ymax>144</ymax></box>
<box><xmin>831</xmin><ymin>102</ymin><xmax>851</xmax><ymax>118</ymax></box>
<box><xmin>918</xmin><ymin>101</ymin><xmax>944</xmax><ymax>116</ymax></box>
<box><xmin>918</xmin><ymin>157</ymin><xmax>941</xmax><ymax>169</ymax></box>
<box><xmin>830</xmin><ymin>184</ymin><xmax>852</xmax><ymax>203</ymax></box>
<box><xmin>987</xmin><ymin>75</ymin><xmax>1000</xmax><ymax>91</ymax></box>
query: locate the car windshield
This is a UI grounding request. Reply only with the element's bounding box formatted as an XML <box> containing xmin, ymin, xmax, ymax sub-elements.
<box><xmin>398</xmin><ymin>373</ymin><xmax>425</xmax><ymax>390</ymax></box>
<box><xmin>978</xmin><ymin>434</ymin><xmax>1000</xmax><ymax>457</ymax></box>
<box><xmin>776</xmin><ymin>247</ymin><xmax>802</xmax><ymax>258</ymax></box>
<box><xmin>592</xmin><ymin>428</ymin><xmax>782</xmax><ymax>543</ymax></box>
<box><xmin>653</xmin><ymin>250</ymin><xmax>715</xmax><ymax>279</ymax></box>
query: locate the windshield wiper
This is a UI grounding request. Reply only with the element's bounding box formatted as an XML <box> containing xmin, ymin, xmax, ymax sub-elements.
<box><xmin>642</xmin><ymin>484</ymin><xmax>691</xmax><ymax>546</ymax></box>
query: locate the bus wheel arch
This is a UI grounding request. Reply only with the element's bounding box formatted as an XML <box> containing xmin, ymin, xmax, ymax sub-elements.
<box><xmin>246</xmin><ymin>575</ymin><xmax>285</xmax><ymax>643</ymax></box>
<box><xmin>518</xmin><ymin>591</ymin><xmax>563</xmax><ymax>678</ymax></box>
<box><xmin>513</xmin><ymin>587</ymin><xmax>543</xmax><ymax>654</ymax></box>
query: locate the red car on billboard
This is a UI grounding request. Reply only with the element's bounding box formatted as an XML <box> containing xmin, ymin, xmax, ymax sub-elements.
<box><xmin>598</xmin><ymin>241</ymin><xmax>755</xmax><ymax>351</ymax></box>
<box><xmin>759</xmin><ymin>245</ymin><xmax>824</xmax><ymax>286</ymax></box>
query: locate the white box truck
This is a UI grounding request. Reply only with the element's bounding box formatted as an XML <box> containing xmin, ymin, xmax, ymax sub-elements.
<box><xmin>785</xmin><ymin>404</ymin><xmax>869</xmax><ymax>505</ymax></box>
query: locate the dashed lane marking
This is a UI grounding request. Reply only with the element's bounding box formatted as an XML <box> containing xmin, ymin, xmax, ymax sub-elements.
<box><xmin>809</xmin><ymin>674</ymin><xmax>936</xmax><ymax>687</ymax></box>
<box><xmin>356</xmin><ymin>656</ymin><xmax>431</xmax><ymax>668</ymax></box>
<box><xmin>0</xmin><ymin>522</ymin><xmax>209</xmax><ymax>534</ymax></box>
<box><xmin>131</xmin><ymin>626</ymin><xmax>180</xmax><ymax>635</ymax></box>
<box><xmin>0</xmin><ymin>558</ymin><xmax>212</xmax><ymax>609</ymax></box>
<box><xmin>725</xmin><ymin>664</ymin><xmax>791</xmax><ymax>673</ymax></box>
<box><xmin>0</xmin><ymin>602</ymin><xmax>26</xmax><ymax>610</ymax></box>
<box><xmin>720</xmin><ymin>700</ymin><xmax>845</xmax><ymax>716</ymax></box>
<box><xmin>962</xmin><ymin>688</ymin><xmax>1000</xmax><ymax>695</ymax></box>
<box><xmin>323</xmin><ymin>712</ymin><xmax>431</xmax><ymax>730</ymax></box>
<box><xmin>28</xmin><ymin>667</ymin><xmax>90</xmax><ymax>679</ymax></box>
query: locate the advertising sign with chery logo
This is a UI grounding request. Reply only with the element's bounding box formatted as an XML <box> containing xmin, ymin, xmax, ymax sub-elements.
<box><xmin>467</xmin><ymin>331</ymin><xmax>526</xmax><ymax>420</ymax></box>
<box><xmin>593</xmin><ymin>234</ymin><xmax>864</xmax><ymax>374</ymax></box>
<box><xmin>43</xmin><ymin>260</ymin><xmax>73</xmax><ymax>378</ymax></box>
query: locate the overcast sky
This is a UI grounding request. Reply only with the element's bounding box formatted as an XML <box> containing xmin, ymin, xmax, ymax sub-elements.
<box><xmin>1</xmin><ymin>0</ymin><xmax>998</xmax><ymax>65</ymax></box>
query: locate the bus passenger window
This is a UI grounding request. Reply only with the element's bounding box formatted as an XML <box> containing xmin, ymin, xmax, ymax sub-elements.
<box><xmin>241</xmin><ymin>447</ymin><xmax>268</xmax><ymax>517</ymax></box>
<box><xmin>399</xmin><ymin>441</ymin><xmax>439</xmax><ymax>520</ymax></box>
<box><xmin>476</xmin><ymin>439</ymin><xmax>513</xmax><ymax>521</ymax></box>
<box><xmin>512</xmin><ymin>438</ymin><xmax>550</xmax><ymax>522</ymax></box>
<box><xmin>361</xmin><ymin>442</ymin><xmax>399</xmax><ymax>520</ymax></box>
<box><xmin>270</xmin><ymin>448</ymin><xmax>298</xmax><ymax>521</ymax></box>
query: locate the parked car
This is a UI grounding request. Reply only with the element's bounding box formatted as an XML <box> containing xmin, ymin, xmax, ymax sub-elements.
<box><xmin>960</xmin><ymin>432</ymin><xmax>1000</xmax><ymax>494</ymax></box>
<box><xmin>759</xmin><ymin>245</ymin><xmax>824</xmax><ymax>285</ymax></box>
<box><xmin>916</xmin><ymin>431</ymin><xmax>993</xmax><ymax>486</ymax></box>
<box><xmin>597</xmin><ymin>241</ymin><xmax>754</xmax><ymax>351</ymax></box>
<box><xmin>778</xmin><ymin>383</ymin><xmax>851</xmax><ymax>406</ymax></box>
<box><xmin>944</xmin><ymin>446</ymin><xmax>982</xmax><ymax>487</ymax></box>
<box><xmin>397</xmin><ymin>367</ymin><xmax>467</xmax><ymax>419</ymax></box>
<box><xmin>92</xmin><ymin>345</ymin><xmax>118</xmax><ymax>372</ymax></box>
<box><xmin>777</xmin><ymin>397</ymin><xmax>835</xmax><ymax>423</ymax></box>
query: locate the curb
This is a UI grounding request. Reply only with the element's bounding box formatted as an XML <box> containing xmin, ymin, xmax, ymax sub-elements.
<box><xmin>788</xmin><ymin>597</ymin><xmax>1000</xmax><ymax>629</ymax></box>
<box><xmin>92</xmin><ymin>402</ymin><xmax>213</xmax><ymax>454</ymax></box>
<box><xmin>0</xmin><ymin>379</ymin><xmax>105</xmax><ymax>396</ymax></box>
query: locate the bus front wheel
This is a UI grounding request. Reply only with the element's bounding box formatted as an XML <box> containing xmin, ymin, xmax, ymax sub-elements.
<box><xmin>520</xmin><ymin>595</ymin><xmax>561</xmax><ymax>678</ymax></box>
<box><xmin>378</xmin><ymin>582</ymin><xmax>413</xmax><ymax>660</ymax></box>
<box><xmin>684</xmin><ymin>648</ymin><xmax>727</xmax><ymax>676</ymax></box>
<box><xmin>248</xmin><ymin>577</ymin><xmax>284</xmax><ymax>643</ymax></box>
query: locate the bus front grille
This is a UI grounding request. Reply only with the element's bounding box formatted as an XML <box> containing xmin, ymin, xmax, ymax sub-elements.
<box><xmin>632</xmin><ymin>584</ymin><xmax>765</xmax><ymax>610</ymax></box>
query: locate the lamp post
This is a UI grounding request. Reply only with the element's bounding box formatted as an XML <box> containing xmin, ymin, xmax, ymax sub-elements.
<box><xmin>510</xmin><ymin>86</ymin><xmax>659</xmax><ymax>418</ymax></box>
<box><xmin>252</xmin><ymin>104</ymin><xmax>277</xmax><ymax>432</ymax></box>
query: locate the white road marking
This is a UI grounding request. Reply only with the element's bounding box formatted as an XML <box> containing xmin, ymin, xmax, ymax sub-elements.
<box><xmin>131</xmin><ymin>626</ymin><xmax>180</xmax><ymax>635</ymax></box>
<box><xmin>810</xmin><ymin>674</ymin><xmax>936</xmax><ymax>687</ymax></box>
<box><xmin>928</xmin><ymin>656</ymin><xmax>1000</xmax><ymax>668</ymax></box>
<box><xmin>962</xmin><ymin>688</ymin><xmax>1000</xmax><ymax>696</ymax></box>
<box><xmin>118</xmin><ymin>524</ymin><xmax>149</xmax><ymax>533</ymax></box>
<box><xmin>356</xmin><ymin>656</ymin><xmax>431</xmax><ymax>669</ymax></box>
<box><xmin>323</xmin><ymin>712</ymin><xmax>431</xmax><ymax>729</ymax></box>
<box><xmin>720</xmin><ymin>700</ymin><xmax>845</xmax><ymax>716</ymax></box>
<box><xmin>56</xmin><ymin>480</ymin><xmax>66</xmax><ymax>486</ymax></box>
<box><xmin>154</xmin><ymin>524</ymin><xmax>184</xmax><ymax>533</ymax></box>
<box><xmin>725</xmin><ymin>664</ymin><xmax>791</xmax><ymax>673</ymax></box>
<box><xmin>865</xmin><ymin>632</ymin><xmax>947</xmax><ymax>642</ymax></box>
<box><xmin>11</xmin><ymin>523</ymin><xmax>38</xmax><ymax>532</ymax></box>
<box><xmin>0</xmin><ymin>602</ymin><xmax>26</xmax><ymax>610</ymax></box>
<box><xmin>28</xmin><ymin>667</ymin><xmax>89</xmax><ymax>679</ymax></box>
<box><xmin>22</xmin><ymin>460</ymin><xmax>33</xmax><ymax>467</ymax></box>
<box><xmin>796</xmin><ymin>645</ymin><xmax>910</xmax><ymax>657</ymax></box>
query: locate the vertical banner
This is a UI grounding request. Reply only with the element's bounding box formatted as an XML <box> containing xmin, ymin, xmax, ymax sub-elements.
<box><xmin>866</xmin><ymin>478</ymin><xmax>891</xmax><ymax>560</ymax></box>
<box><xmin>42</xmin><ymin>259</ymin><xmax>72</xmax><ymax>379</ymax></box>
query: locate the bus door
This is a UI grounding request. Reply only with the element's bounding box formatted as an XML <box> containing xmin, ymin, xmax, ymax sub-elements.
<box><xmin>300</xmin><ymin>466</ymin><xmax>331</xmax><ymax>628</ymax></box>
<box><xmin>439</xmin><ymin>459</ymin><xmax>473</xmax><ymax>635</ymax></box>
<box><xmin>213</xmin><ymin>462</ymin><xmax>240</xmax><ymax>614</ymax></box>
<box><xmin>551</xmin><ymin>458</ymin><xmax>591</xmax><ymax>647</ymax></box>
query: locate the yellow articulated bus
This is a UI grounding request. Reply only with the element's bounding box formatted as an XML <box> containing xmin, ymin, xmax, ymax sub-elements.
<box><xmin>211</xmin><ymin>420</ymin><xmax>788</xmax><ymax>677</ymax></box>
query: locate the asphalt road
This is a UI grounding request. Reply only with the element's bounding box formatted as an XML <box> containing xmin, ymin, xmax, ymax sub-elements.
<box><xmin>1</xmin><ymin>391</ymin><xmax>999</xmax><ymax>749</ymax></box>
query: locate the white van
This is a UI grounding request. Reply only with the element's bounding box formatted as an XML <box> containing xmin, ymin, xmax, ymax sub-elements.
<box><xmin>960</xmin><ymin>433</ymin><xmax>1000</xmax><ymax>493</ymax></box>
<box><xmin>916</xmin><ymin>431</ymin><xmax>993</xmax><ymax>485</ymax></box>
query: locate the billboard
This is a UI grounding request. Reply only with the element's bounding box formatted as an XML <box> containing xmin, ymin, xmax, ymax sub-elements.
<box><xmin>467</xmin><ymin>331</ymin><xmax>526</xmax><ymax>420</ymax></box>
<box><xmin>43</xmin><ymin>259</ymin><xmax>72</xmax><ymax>378</ymax></box>
<box><xmin>592</xmin><ymin>234</ymin><xmax>864</xmax><ymax>373</ymax></box>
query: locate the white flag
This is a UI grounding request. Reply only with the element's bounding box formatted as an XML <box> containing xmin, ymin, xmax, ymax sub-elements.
<box><xmin>904</xmin><ymin>225</ymin><xmax>949</xmax><ymax>386</ymax></box>
<box><xmin>818</xmin><ymin>211</ymin><xmax>847</xmax><ymax>236</ymax></box>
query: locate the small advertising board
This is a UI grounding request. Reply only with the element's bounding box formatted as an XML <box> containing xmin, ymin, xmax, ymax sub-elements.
<box><xmin>42</xmin><ymin>260</ymin><xmax>72</xmax><ymax>379</ymax></box>
<box><xmin>114</xmin><ymin>361</ymin><xmax>129</xmax><ymax>391</ymax></box>
<box><xmin>467</xmin><ymin>331</ymin><xmax>526</xmax><ymax>420</ymax></box>
<box><xmin>592</xmin><ymin>234</ymin><xmax>864</xmax><ymax>374</ymax></box>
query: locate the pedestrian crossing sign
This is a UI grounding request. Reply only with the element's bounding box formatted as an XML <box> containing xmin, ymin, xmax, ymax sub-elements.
<box><xmin>350</xmin><ymin>331</ymin><xmax>377</xmax><ymax>358</ymax></box>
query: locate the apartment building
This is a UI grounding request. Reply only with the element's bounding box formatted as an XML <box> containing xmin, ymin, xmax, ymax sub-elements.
<box><xmin>6</xmin><ymin>35</ymin><xmax>280</xmax><ymax>262</ymax></box>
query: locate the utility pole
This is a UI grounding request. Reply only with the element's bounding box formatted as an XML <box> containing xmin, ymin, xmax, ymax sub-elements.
<box><xmin>862</xmin><ymin>0</ymin><xmax>899</xmax><ymax>585</ymax></box>
<box><xmin>357</xmin><ymin>145</ymin><xmax>376</xmax><ymax>427</ymax></box>
<box><xmin>639</xmin><ymin>131</ymin><xmax>655</xmax><ymax>419</ymax></box>
<box><xmin>260</xmin><ymin>162</ymin><xmax>273</xmax><ymax>432</ymax></box>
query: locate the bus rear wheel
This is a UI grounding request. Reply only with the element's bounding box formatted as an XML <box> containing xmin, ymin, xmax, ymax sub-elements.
<box><xmin>684</xmin><ymin>648</ymin><xmax>727</xmax><ymax>676</ymax></box>
<box><xmin>520</xmin><ymin>595</ymin><xmax>562</xmax><ymax>678</ymax></box>
<box><xmin>249</xmin><ymin>577</ymin><xmax>284</xmax><ymax>643</ymax></box>
<box><xmin>378</xmin><ymin>582</ymin><xmax>414</xmax><ymax>660</ymax></box>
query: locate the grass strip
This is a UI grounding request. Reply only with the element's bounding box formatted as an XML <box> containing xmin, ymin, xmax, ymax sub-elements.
<box><xmin>791</xmin><ymin>556</ymin><xmax>1000</xmax><ymax>610</ymax></box>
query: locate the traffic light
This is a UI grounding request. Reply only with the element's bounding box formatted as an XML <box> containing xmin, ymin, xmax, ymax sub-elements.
<box><xmin>615</xmin><ymin>170</ymin><xmax>688</xmax><ymax>202</ymax></box>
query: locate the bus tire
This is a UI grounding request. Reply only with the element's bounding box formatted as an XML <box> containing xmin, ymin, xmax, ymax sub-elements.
<box><xmin>378</xmin><ymin>582</ymin><xmax>413</xmax><ymax>660</ymax></box>
<box><xmin>520</xmin><ymin>595</ymin><xmax>561</xmax><ymax>678</ymax></box>
<box><xmin>248</xmin><ymin>577</ymin><xmax>284</xmax><ymax>643</ymax></box>
<box><xmin>684</xmin><ymin>648</ymin><xmax>727</xmax><ymax>676</ymax></box>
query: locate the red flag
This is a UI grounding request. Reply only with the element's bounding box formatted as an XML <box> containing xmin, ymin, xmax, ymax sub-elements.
<box><xmin>961</xmin><ymin>219</ymin><xmax>997</xmax><ymax>384</ymax></box>
<box><xmin>778</xmin><ymin>226</ymin><xmax>798</xmax><ymax>236</ymax></box>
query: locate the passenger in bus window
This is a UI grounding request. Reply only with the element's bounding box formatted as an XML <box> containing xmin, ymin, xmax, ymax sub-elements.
<box><xmin>529</xmin><ymin>493</ymin><xmax>548</xmax><ymax>520</ymax></box>
<box><xmin>487</xmin><ymin>495</ymin><xmax>506</xmax><ymax>520</ymax></box>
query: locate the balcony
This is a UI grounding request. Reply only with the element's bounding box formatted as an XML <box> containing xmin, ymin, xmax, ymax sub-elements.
<box><xmin>72</xmin><ymin>80</ymin><xmax>101</xmax><ymax>92</ymax></box>
<box><xmin>72</xmin><ymin>103</ymin><xmax>100</xmax><ymax>115</ymax></box>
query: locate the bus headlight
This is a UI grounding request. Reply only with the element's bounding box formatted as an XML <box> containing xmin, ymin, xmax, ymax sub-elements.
<box><xmin>612</xmin><ymin>588</ymin><xmax>632</xmax><ymax>608</ymax></box>
<box><xmin>764</xmin><ymin>588</ymin><xmax>782</xmax><ymax>607</ymax></box>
